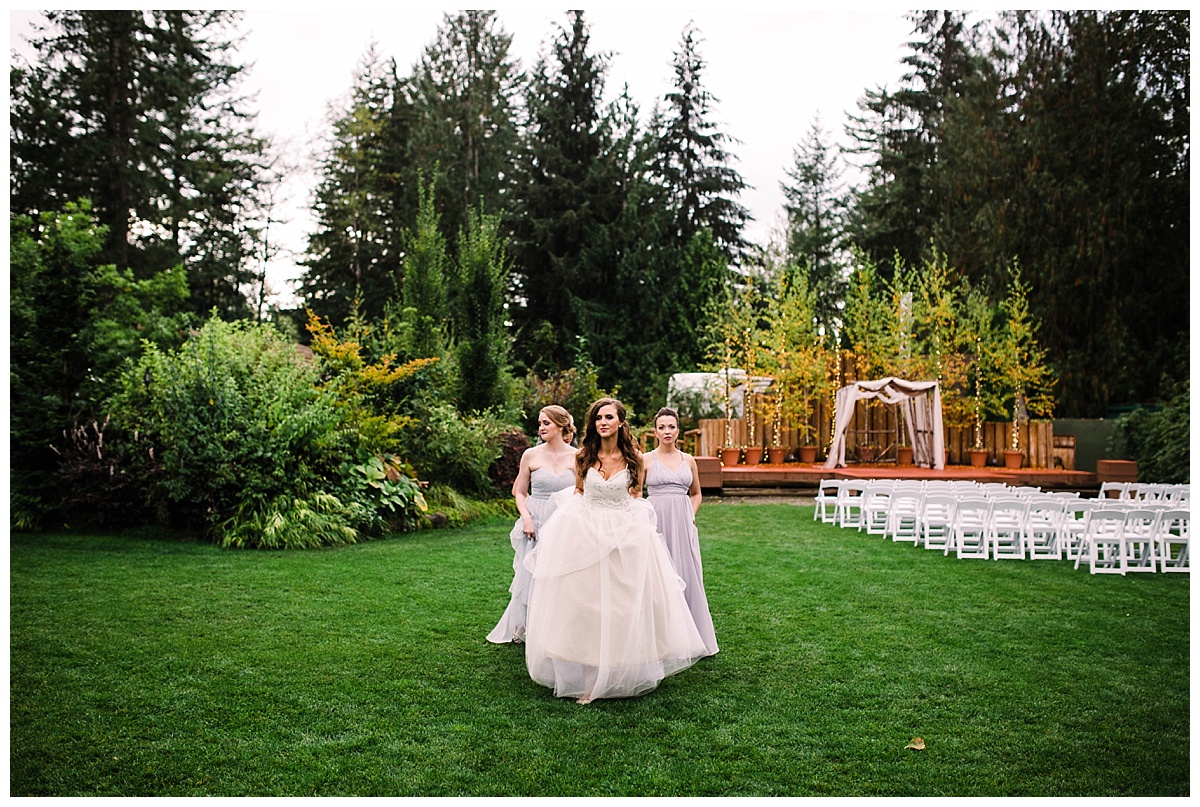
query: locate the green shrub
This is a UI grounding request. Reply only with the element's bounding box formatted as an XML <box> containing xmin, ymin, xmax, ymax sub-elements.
<box><xmin>422</xmin><ymin>483</ymin><xmax>516</xmax><ymax>527</ymax></box>
<box><xmin>1109</xmin><ymin>378</ymin><xmax>1190</xmax><ymax>483</ymax></box>
<box><xmin>395</xmin><ymin>400</ymin><xmax>512</xmax><ymax>495</ymax></box>
<box><xmin>113</xmin><ymin>315</ymin><xmax>428</xmax><ymax>546</ymax></box>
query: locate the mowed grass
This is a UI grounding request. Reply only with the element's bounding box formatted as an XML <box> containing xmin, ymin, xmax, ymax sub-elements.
<box><xmin>10</xmin><ymin>502</ymin><xmax>1189</xmax><ymax>796</ymax></box>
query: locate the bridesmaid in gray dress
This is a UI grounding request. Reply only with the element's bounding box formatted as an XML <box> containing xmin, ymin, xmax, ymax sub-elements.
<box><xmin>641</xmin><ymin>406</ymin><xmax>718</xmax><ymax>657</ymax></box>
<box><xmin>487</xmin><ymin>405</ymin><xmax>576</xmax><ymax>645</ymax></box>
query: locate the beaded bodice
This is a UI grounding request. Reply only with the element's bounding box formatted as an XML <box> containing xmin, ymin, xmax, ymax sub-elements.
<box><xmin>583</xmin><ymin>467</ymin><xmax>633</xmax><ymax>509</ymax></box>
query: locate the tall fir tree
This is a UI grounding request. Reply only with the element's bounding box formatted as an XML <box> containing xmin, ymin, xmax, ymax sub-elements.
<box><xmin>400</xmin><ymin>173</ymin><xmax>451</xmax><ymax>360</ymax></box>
<box><xmin>452</xmin><ymin>204</ymin><xmax>513</xmax><ymax>413</ymax></box>
<box><xmin>781</xmin><ymin>118</ymin><xmax>849</xmax><ymax>336</ymax></box>
<box><xmin>844</xmin><ymin>11</ymin><xmax>978</xmax><ymax>275</ymax></box>
<box><xmin>919</xmin><ymin>10</ymin><xmax>1189</xmax><ymax>415</ymax></box>
<box><xmin>10</xmin><ymin>10</ymin><xmax>272</xmax><ymax>317</ymax></box>
<box><xmin>508</xmin><ymin>10</ymin><xmax>622</xmax><ymax>373</ymax></box>
<box><xmin>405</xmin><ymin>10</ymin><xmax>523</xmax><ymax>251</ymax></box>
<box><xmin>299</xmin><ymin>45</ymin><xmax>404</xmax><ymax>326</ymax></box>
<box><xmin>651</xmin><ymin>22</ymin><xmax>750</xmax><ymax>266</ymax></box>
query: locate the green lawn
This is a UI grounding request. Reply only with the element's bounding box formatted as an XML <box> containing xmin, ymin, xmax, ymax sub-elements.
<box><xmin>10</xmin><ymin>502</ymin><xmax>1189</xmax><ymax>796</ymax></box>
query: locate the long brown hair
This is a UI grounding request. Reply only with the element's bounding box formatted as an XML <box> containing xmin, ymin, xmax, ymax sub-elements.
<box><xmin>576</xmin><ymin>396</ymin><xmax>642</xmax><ymax>493</ymax></box>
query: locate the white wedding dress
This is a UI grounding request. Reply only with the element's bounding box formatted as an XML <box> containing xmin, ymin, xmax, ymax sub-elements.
<box><xmin>524</xmin><ymin>468</ymin><xmax>707</xmax><ymax>700</ymax></box>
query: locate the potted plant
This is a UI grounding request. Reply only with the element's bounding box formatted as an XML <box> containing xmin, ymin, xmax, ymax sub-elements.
<box><xmin>764</xmin><ymin>263</ymin><xmax>831</xmax><ymax>468</ymax></box>
<box><xmin>766</xmin><ymin>390</ymin><xmax>787</xmax><ymax>465</ymax></box>
<box><xmin>989</xmin><ymin>261</ymin><xmax>1056</xmax><ymax>471</ymax></box>
<box><xmin>720</xmin><ymin>445</ymin><xmax>741</xmax><ymax>467</ymax></box>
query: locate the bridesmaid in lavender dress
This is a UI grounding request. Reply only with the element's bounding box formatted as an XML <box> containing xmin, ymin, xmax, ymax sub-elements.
<box><xmin>487</xmin><ymin>406</ymin><xmax>577</xmax><ymax>645</ymax></box>
<box><xmin>641</xmin><ymin>406</ymin><xmax>718</xmax><ymax>657</ymax></box>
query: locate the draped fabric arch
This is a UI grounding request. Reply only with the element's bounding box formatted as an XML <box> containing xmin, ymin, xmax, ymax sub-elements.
<box><xmin>824</xmin><ymin>378</ymin><xmax>945</xmax><ymax>469</ymax></box>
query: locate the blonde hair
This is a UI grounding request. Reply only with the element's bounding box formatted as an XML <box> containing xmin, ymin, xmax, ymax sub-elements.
<box><xmin>540</xmin><ymin>405</ymin><xmax>576</xmax><ymax>444</ymax></box>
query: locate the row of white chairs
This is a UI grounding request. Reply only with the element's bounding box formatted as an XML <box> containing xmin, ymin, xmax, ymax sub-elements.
<box><xmin>814</xmin><ymin>478</ymin><xmax>1190</xmax><ymax>573</ymax></box>
<box><xmin>1099</xmin><ymin>481</ymin><xmax>1190</xmax><ymax>503</ymax></box>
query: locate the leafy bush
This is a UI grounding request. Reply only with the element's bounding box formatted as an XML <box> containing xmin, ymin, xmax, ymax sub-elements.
<box><xmin>422</xmin><ymin>483</ymin><xmax>517</xmax><ymax>528</ymax></box>
<box><xmin>113</xmin><ymin>315</ymin><xmax>430</xmax><ymax>547</ymax></box>
<box><xmin>48</xmin><ymin>416</ymin><xmax>156</xmax><ymax>529</ymax></box>
<box><xmin>394</xmin><ymin>400</ymin><xmax>512</xmax><ymax>495</ymax></box>
<box><xmin>1108</xmin><ymin>378</ymin><xmax>1190</xmax><ymax>483</ymax></box>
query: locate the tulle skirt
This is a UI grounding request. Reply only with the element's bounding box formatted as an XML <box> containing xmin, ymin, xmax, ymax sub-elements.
<box><xmin>524</xmin><ymin>495</ymin><xmax>707</xmax><ymax>700</ymax></box>
<box><xmin>486</xmin><ymin>492</ymin><xmax>565</xmax><ymax>644</ymax></box>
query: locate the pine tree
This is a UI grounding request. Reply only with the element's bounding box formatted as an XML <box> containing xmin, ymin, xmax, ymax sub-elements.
<box><xmin>400</xmin><ymin>174</ymin><xmax>451</xmax><ymax>360</ymax></box>
<box><xmin>405</xmin><ymin>10</ymin><xmax>523</xmax><ymax>250</ymax></box>
<box><xmin>452</xmin><ymin>204</ymin><xmax>513</xmax><ymax>413</ymax></box>
<box><xmin>652</xmin><ymin>22</ymin><xmax>750</xmax><ymax>265</ymax></box>
<box><xmin>781</xmin><ymin>118</ymin><xmax>849</xmax><ymax>335</ymax></box>
<box><xmin>299</xmin><ymin>45</ymin><xmax>403</xmax><ymax>326</ymax></box>
<box><xmin>508</xmin><ymin>10</ymin><xmax>622</xmax><ymax>373</ymax></box>
<box><xmin>844</xmin><ymin>11</ymin><xmax>978</xmax><ymax>274</ymax></box>
<box><xmin>10</xmin><ymin>11</ymin><xmax>272</xmax><ymax>317</ymax></box>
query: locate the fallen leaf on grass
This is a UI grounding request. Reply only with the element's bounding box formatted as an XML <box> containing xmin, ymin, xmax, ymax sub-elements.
<box><xmin>905</xmin><ymin>737</ymin><xmax>925</xmax><ymax>751</ymax></box>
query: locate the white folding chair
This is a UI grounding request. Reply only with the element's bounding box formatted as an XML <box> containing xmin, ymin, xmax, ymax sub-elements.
<box><xmin>1075</xmin><ymin>510</ymin><xmax>1128</xmax><ymax>574</ymax></box>
<box><xmin>1061</xmin><ymin>500</ymin><xmax>1100</xmax><ymax>561</ymax></box>
<box><xmin>1155</xmin><ymin>509</ymin><xmax>1190</xmax><ymax>572</ymax></box>
<box><xmin>1161</xmin><ymin>484</ymin><xmax>1189</xmax><ymax>505</ymax></box>
<box><xmin>988</xmin><ymin>497</ymin><xmax>1029</xmax><ymax>560</ymax></box>
<box><xmin>1099</xmin><ymin>481</ymin><xmax>1129</xmax><ymax>501</ymax></box>
<box><xmin>862</xmin><ymin>482</ymin><xmax>893</xmax><ymax>536</ymax></box>
<box><xmin>953</xmin><ymin>497</ymin><xmax>991</xmax><ymax>559</ymax></box>
<box><xmin>1023</xmin><ymin>496</ymin><xmax>1065</xmax><ymax>560</ymax></box>
<box><xmin>919</xmin><ymin>493</ymin><xmax>957</xmax><ymax>552</ymax></box>
<box><xmin>1121</xmin><ymin>509</ymin><xmax>1161</xmax><ymax>572</ymax></box>
<box><xmin>887</xmin><ymin>490</ymin><xmax>924</xmax><ymax>544</ymax></box>
<box><xmin>814</xmin><ymin>479</ymin><xmax>841</xmax><ymax>523</ymax></box>
<box><xmin>1132</xmin><ymin>483</ymin><xmax>1166</xmax><ymax>502</ymax></box>
<box><xmin>835</xmin><ymin>481</ymin><xmax>867</xmax><ymax>529</ymax></box>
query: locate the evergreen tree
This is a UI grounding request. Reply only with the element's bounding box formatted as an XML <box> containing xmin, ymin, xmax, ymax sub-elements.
<box><xmin>652</xmin><ymin>22</ymin><xmax>750</xmax><ymax>265</ymax></box>
<box><xmin>452</xmin><ymin>204</ymin><xmax>513</xmax><ymax>413</ymax></box>
<box><xmin>781</xmin><ymin>118</ymin><xmax>849</xmax><ymax>334</ymax></box>
<box><xmin>10</xmin><ymin>11</ymin><xmax>272</xmax><ymax>317</ymax></box>
<box><xmin>299</xmin><ymin>45</ymin><xmax>403</xmax><ymax>326</ymax></box>
<box><xmin>400</xmin><ymin>174</ymin><xmax>451</xmax><ymax>360</ymax></box>
<box><xmin>508</xmin><ymin>10</ymin><xmax>622</xmax><ymax>373</ymax></box>
<box><xmin>924</xmin><ymin>10</ymin><xmax>1189</xmax><ymax>415</ymax></box>
<box><xmin>405</xmin><ymin>10</ymin><xmax>523</xmax><ymax>250</ymax></box>
<box><xmin>844</xmin><ymin>11</ymin><xmax>978</xmax><ymax>274</ymax></box>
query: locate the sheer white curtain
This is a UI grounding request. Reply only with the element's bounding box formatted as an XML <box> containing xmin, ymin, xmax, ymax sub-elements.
<box><xmin>824</xmin><ymin>378</ymin><xmax>945</xmax><ymax>469</ymax></box>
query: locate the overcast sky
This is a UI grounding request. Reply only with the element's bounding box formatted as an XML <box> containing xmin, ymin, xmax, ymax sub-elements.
<box><xmin>9</xmin><ymin>7</ymin><xmax>917</xmax><ymax>306</ymax></box>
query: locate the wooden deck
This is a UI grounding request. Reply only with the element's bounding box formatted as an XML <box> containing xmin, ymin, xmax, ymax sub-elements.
<box><xmin>697</xmin><ymin>457</ymin><xmax>1098</xmax><ymax>494</ymax></box>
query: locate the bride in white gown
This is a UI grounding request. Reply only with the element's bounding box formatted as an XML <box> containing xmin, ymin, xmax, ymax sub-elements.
<box><xmin>524</xmin><ymin>397</ymin><xmax>707</xmax><ymax>703</ymax></box>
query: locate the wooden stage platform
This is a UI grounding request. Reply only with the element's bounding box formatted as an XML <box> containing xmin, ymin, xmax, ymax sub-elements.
<box><xmin>697</xmin><ymin>458</ymin><xmax>1099</xmax><ymax>494</ymax></box>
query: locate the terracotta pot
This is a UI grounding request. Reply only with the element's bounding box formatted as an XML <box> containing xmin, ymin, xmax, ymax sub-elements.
<box><xmin>896</xmin><ymin>445</ymin><xmax>914</xmax><ymax>466</ymax></box>
<box><xmin>743</xmin><ymin>446</ymin><xmax>763</xmax><ymax>466</ymax></box>
<box><xmin>720</xmin><ymin>447</ymin><xmax>741</xmax><ymax>467</ymax></box>
<box><xmin>1004</xmin><ymin>450</ymin><xmax>1025</xmax><ymax>470</ymax></box>
<box><xmin>858</xmin><ymin>446</ymin><xmax>877</xmax><ymax>463</ymax></box>
<box><xmin>797</xmin><ymin>445</ymin><xmax>818</xmax><ymax>464</ymax></box>
<box><xmin>767</xmin><ymin>446</ymin><xmax>787</xmax><ymax>465</ymax></box>
<box><xmin>968</xmin><ymin>448</ymin><xmax>989</xmax><ymax>468</ymax></box>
